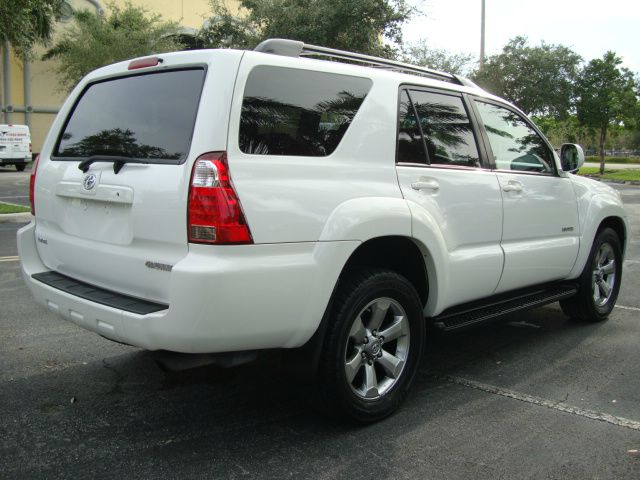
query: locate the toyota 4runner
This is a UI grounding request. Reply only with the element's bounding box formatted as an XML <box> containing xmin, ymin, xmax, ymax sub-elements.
<box><xmin>18</xmin><ymin>39</ymin><xmax>629</xmax><ymax>422</ymax></box>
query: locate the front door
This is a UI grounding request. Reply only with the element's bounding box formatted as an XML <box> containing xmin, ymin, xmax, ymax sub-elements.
<box><xmin>473</xmin><ymin>100</ymin><xmax>579</xmax><ymax>293</ymax></box>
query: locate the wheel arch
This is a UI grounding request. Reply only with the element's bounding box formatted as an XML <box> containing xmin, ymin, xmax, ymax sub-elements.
<box><xmin>569</xmin><ymin>194</ymin><xmax>629</xmax><ymax>279</ymax></box>
<box><xmin>298</xmin><ymin>235</ymin><xmax>436</xmax><ymax>368</ymax></box>
<box><xmin>340</xmin><ymin>236</ymin><xmax>429</xmax><ymax>306</ymax></box>
<box><xmin>598</xmin><ymin>216</ymin><xmax>627</xmax><ymax>256</ymax></box>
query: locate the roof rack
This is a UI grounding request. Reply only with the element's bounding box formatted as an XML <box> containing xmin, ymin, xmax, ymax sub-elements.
<box><xmin>254</xmin><ymin>38</ymin><xmax>473</xmax><ymax>86</ymax></box>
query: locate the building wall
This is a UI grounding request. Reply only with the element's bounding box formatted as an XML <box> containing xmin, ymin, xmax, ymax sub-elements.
<box><xmin>1</xmin><ymin>0</ymin><xmax>225</xmax><ymax>153</ymax></box>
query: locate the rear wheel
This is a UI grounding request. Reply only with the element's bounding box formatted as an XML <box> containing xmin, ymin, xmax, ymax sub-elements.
<box><xmin>317</xmin><ymin>269</ymin><xmax>425</xmax><ymax>423</ymax></box>
<box><xmin>560</xmin><ymin>227</ymin><xmax>622</xmax><ymax>322</ymax></box>
<box><xmin>15</xmin><ymin>164</ymin><xmax>26</xmax><ymax>172</ymax></box>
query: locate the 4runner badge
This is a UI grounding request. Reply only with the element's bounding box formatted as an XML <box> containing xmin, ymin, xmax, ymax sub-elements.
<box><xmin>145</xmin><ymin>261</ymin><xmax>173</xmax><ymax>272</ymax></box>
<box><xmin>82</xmin><ymin>174</ymin><xmax>97</xmax><ymax>191</ymax></box>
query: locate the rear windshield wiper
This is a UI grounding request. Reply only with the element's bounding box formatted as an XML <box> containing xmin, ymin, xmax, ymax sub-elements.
<box><xmin>78</xmin><ymin>155</ymin><xmax>149</xmax><ymax>174</ymax></box>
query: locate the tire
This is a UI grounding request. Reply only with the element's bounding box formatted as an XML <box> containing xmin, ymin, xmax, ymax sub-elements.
<box><xmin>15</xmin><ymin>164</ymin><xmax>26</xmax><ymax>172</ymax></box>
<box><xmin>317</xmin><ymin>268</ymin><xmax>425</xmax><ymax>423</ymax></box>
<box><xmin>560</xmin><ymin>227</ymin><xmax>622</xmax><ymax>322</ymax></box>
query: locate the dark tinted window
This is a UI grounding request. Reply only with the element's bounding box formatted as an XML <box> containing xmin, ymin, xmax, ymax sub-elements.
<box><xmin>475</xmin><ymin>101</ymin><xmax>554</xmax><ymax>173</ymax></box>
<box><xmin>397</xmin><ymin>90</ymin><xmax>426</xmax><ymax>164</ymax></box>
<box><xmin>54</xmin><ymin>69</ymin><xmax>205</xmax><ymax>162</ymax></box>
<box><xmin>239</xmin><ymin>66</ymin><xmax>372</xmax><ymax>156</ymax></box>
<box><xmin>410</xmin><ymin>91</ymin><xmax>480</xmax><ymax>167</ymax></box>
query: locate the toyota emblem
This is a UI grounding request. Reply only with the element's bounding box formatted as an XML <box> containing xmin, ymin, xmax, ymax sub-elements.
<box><xmin>83</xmin><ymin>174</ymin><xmax>97</xmax><ymax>191</ymax></box>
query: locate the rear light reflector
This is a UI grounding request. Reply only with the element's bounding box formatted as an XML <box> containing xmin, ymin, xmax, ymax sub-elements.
<box><xmin>30</xmin><ymin>154</ymin><xmax>40</xmax><ymax>215</ymax></box>
<box><xmin>188</xmin><ymin>152</ymin><xmax>253</xmax><ymax>244</ymax></box>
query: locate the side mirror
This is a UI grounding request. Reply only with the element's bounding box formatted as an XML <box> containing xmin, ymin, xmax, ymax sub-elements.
<box><xmin>560</xmin><ymin>143</ymin><xmax>585</xmax><ymax>173</ymax></box>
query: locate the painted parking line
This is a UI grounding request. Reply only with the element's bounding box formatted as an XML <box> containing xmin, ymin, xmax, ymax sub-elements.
<box><xmin>432</xmin><ymin>374</ymin><xmax>640</xmax><ymax>432</ymax></box>
<box><xmin>0</xmin><ymin>256</ymin><xmax>19</xmax><ymax>262</ymax></box>
<box><xmin>616</xmin><ymin>305</ymin><xmax>640</xmax><ymax>312</ymax></box>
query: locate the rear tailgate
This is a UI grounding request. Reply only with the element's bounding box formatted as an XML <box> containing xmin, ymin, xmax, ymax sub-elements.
<box><xmin>32</xmin><ymin>50</ymin><xmax>242</xmax><ymax>304</ymax></box>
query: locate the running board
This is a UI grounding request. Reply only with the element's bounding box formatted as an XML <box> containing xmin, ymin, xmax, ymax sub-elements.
<box><xmin>431</xmin><ymin>284</ymin><xmax>578</xmax><ymax>332</ymax></box>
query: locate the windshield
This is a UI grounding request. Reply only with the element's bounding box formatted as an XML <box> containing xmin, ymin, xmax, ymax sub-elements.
<box><xmin>54</xmin><ymin>68</ymin><xmax>205</xmax><ymax>163</ymax></box>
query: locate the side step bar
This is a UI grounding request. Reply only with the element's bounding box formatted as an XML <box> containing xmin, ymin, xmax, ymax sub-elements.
<box><xmin>431</xmin><ymin>284</ymin><xmax>578</xmax><ymax>332</ymax></box>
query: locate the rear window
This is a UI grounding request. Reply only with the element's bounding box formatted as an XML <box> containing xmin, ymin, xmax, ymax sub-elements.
<box><xmin>54</xmin><ymin>68</ymin><xmax>205</xmax><ymax>162</ymax></box>
<box><xmin>239</xmin><ymin>66</ymin><xmax>372</xmax><ymax>156</ymax></box>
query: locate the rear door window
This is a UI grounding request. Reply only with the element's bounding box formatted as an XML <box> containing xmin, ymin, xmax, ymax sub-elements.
<box><xmin>239</xmin><ymin>66</ymin><xmax>372</xmax><ymax>156</ymax></box>
<box><xmin>54</xmin><ymin>68</ymin><xmax>205</xmax><ymax>163</ymax></box>
<box><xmin>397</xmin><ymin>89</ymin><xmax>481</xmax><ymax>168</ymax></box>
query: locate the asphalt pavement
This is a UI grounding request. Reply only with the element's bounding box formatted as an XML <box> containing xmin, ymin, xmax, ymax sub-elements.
<box><xmin>0</xmin><ymin>165</ymin><xmax>31</xmax><ymax>206</ymax></box>
<box><xmin>1</xmin><ymin>182</ymin><xmax>639</xmax><ymax>479</ymax></box>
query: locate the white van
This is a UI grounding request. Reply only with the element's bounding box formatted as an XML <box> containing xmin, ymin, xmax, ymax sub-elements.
<box><xmin>0</xmin><ymin>124</ymin><xmax>32</xmax><ymax>171</ymax></box>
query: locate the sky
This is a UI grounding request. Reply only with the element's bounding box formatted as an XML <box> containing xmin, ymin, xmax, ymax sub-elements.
<box><xmin>402</xmin><ymin>0</ymin><xmax>640</xmax><ymax>72</ymax></box>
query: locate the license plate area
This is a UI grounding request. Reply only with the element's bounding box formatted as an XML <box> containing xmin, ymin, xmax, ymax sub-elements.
<box><xmin>61</xmin><ymin>197</ymin><xmax>133</xmax><ymax>244</ymax></box>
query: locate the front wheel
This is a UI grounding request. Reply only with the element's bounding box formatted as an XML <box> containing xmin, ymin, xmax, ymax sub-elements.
<box><xmin>317</xmin><ymin>269</ymin><xmax>425</xmax><ymax>423</ymax></box>
<box><xmin>15</xmin><ymin>164</ymin><xmax>26</xmax><ymax>172</ymax></box>
<box><xmin>560</xmin><ymin>227</ymin><xmax>622</xmax><ymax>322</ymax></box>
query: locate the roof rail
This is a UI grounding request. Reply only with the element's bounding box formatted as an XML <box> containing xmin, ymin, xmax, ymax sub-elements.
<box><xmin>254</xmin><ymin>38</ymin><xmax>462</xmax><ymax>85</ymax></box>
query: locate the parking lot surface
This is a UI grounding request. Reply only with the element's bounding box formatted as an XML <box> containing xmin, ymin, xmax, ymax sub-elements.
<box><xmin>0</xmin><ymin>165</ymin><xmax>31</xmax><ymax>206</ymax></box>
<box><xmin>1</xmin><ymin>171</ymin><xmax>639</xmax><ymax>479</ymax></box>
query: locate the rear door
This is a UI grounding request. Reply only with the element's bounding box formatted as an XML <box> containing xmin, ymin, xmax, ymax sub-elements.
<box><xmin>472</xmin><ymin>99</ymin><xmax>579</xmax><ymax>292</ymax></box>
<box><xmin>395</xmin><ymin>88</ymin><xmax>504</xmax><ymax>310</ymax></box>
<box><xmin>33</xmin><ymin>63</ymin><xmax>215</xmax><ymax>303</ymax></box>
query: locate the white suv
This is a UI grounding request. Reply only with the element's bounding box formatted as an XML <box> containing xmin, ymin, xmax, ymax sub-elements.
<box><xmin>18</xmin><ymin>39</ymin><xmax>628</xmax><ymax>422</ymax></box>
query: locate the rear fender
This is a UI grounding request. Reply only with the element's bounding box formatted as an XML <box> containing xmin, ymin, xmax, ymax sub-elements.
<box><xmin>404</xmin><ymin>200</ymin><xmax>449</xmax><ymax>316</ymax></box>
<box><xmin>318</xmin><ymin>197</ymin><xmax>412</xmax><ymax>242</ymax></box>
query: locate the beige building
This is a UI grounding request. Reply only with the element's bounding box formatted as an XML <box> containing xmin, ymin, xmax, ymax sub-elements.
<box><xmin>1</xmin><ymin>0</ymin><xmax>222</xmax><ymax>153</ymax></box>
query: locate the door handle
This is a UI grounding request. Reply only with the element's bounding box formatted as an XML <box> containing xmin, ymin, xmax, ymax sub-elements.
<box><xmin>411</xmin><ymin>179</ymin><xmax>440</xmax><ymax>191</ymax></box>
<box><xmin>502</xmin><ymin>180</ymin><xmax>523</xmax><ymax>193</ymax></box>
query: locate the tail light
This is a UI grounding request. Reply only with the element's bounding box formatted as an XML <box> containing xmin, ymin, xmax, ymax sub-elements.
<box><xmin>29</xmin><ymin>143</ymin><xmax>32</xmax><ymax>153</ymax></box>
<box><xmin>187</xmin><ymin>152</ymin><xmax>252</xmax><ymax>244</ymax></box>
<box><xmin>29</xmin><ymin>155</ymin><xmax>40</xmax><ymax>215</ymax></box>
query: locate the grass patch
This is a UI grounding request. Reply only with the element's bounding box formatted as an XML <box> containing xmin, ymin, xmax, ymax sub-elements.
<box><xmin>578</xmin><ymin>167</ymin><xmax>640</xmax><ymax>182</ymax></box>
<box><xmin>585</xmin><ymin>156</ymin><xmax>640</xmax><ymax>164</ymax></box>
<box><xmin>0</xmin><ymin>202</ymin><xmax>30</xmax><ymax>214</ymax></box>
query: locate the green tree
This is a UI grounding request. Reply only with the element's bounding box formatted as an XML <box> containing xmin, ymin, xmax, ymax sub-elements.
<box><xmin>200</xmin><ymin>0</ymin><xmax>414</xmax><ymax>57</ymax></box>
<box><xmin>402</xmin><ymin>41</ymin><xmax>475</xmax><ymax>76</ymax></box>
<box><xmin>0</xmin><ymin>0</ymin><xmax>64</xmax><ymax>58</ymax></box>
<box><xmin>575</xmin><ymin>52</ymin><xmax>638</xmax><ymax>173</ymax></box>
<box><xmin>43</xmin><ymin>2</ymin><xmax>184</xmax><ymax>91</ymax></box>
<box><xmin>533</xmin><ymin>115</ymin><xmax>593</xmax><ymax>148</ymax></box>
<box><xmin>474</xmin><ymin>36</ymin><xmax>582</xmax><ymax>118</ymax></box>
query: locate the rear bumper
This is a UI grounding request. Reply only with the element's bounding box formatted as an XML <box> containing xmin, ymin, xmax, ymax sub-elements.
<box><xmin>18</xmin><ymin>222</ymin><xmax>357</xmax><ymax>353</ymax></box>
<box><xmin>0</xmin><ymin>156</ymin><xmax>30</xmax><ymax>163</ymax></box>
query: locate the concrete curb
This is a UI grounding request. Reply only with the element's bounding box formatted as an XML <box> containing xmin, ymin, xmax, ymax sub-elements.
<box><xmin>0</xmin><ymin>213</ymin><xmax>32</xmax><ymax>224</ymax></box>
<box><xmin>582</xmin><ymin>175</ymin><xmax>640</xmax><ymax>186</ymax></box>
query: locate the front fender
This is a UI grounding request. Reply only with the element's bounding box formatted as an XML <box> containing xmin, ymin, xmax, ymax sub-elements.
<box><xmin>568</xmin><ymin>188</ymin><xmax>629</xmax><ymax>278</ymax></box>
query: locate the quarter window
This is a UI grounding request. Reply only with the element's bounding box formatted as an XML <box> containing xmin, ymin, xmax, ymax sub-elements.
<box><xmin>239</xmin><ymin>66</ymin><xmax>372</xmax><ymax>156</ymax></box>
<box><xmin>475</xmin><ymin>101</ymin><xmax>554</xmax><ymax>174</ymax></box>
<box><xmin>397</xmin><ymin>90</ymin><xmax>481</xmax><ymax>168</ymax></box>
